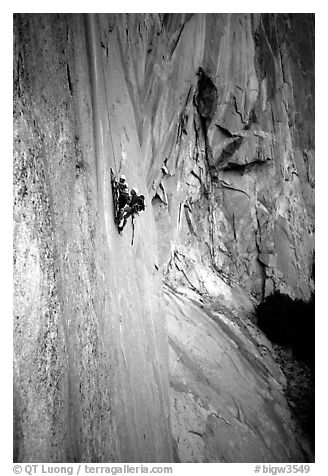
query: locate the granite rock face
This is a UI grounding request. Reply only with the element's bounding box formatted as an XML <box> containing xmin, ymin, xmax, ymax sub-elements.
<box><xmin>166</xmin><ymin>287</ymin><xmax>310</xmax><ymax>462</ymax></box>
<box><xmin>13</xmin><ymin>14</ymin><xmax>172</xmax><ymax>463</ymax></box>
<box><xmin>133</xmin><ymin>13</ymin><xmax>314</xmax><ymax>301</ymax></box>
<box><xmin>13</xmin><ymin>14</ymin><xmax>314</xmax><ymax>463</ymax></box>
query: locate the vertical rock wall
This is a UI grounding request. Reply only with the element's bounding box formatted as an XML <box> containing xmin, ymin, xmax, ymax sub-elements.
<box><xmin>14</xmin><ymin>13</ymin><xmax>314</xmax><ymax>463</ymax></box>
<box><xmin>14</xmin><ymin>13</ymin><xmax>172</xmax><ymax>463</ymax></box>
<box><xmin>116</xmin><ymin>13</ymin><xmax>314</xmax><ymax>301</ymax></box>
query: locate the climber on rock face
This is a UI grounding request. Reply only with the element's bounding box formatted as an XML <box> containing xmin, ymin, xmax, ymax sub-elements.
<box><xmin>118</xmin><ymin>175</ymin><xmax>130</xmax><ymax>208</ymax></box>
<box><xmin>118</xmin><ymin>188</ymin><xmax>145</xmax><ymax>233</ymax></box>
<box><xmin>109</xmin><ymin>172</ymin><xmax>129</xmax><ymax>232</ymax></box>
<box><xmin>130</xmin><ymin>188</ymin><xmax>145</xmax><ymax>214</ymax></box>
<box><xmin>115</xmin><ymin>175</ymin><xmax>130</xmax><ymax>230</ymax></box>
<box><xmin>129</xmin><ymin>188</ymin><xmax>139</xmax><ymax>206</ymax></box>
<box><xmin>110</xmin><ymin>168</ymin><xmax>146</xmax><ymax>236</ymax></box>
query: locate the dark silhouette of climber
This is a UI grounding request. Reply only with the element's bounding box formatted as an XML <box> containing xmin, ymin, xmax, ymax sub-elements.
<box><xmin>118</xmin><ymin>175</ymin><xmax>130</xmax><ymax>208</ymax></box>
<box><xmin>110</xmin><ymin>169</ymin><xmax>145</xmax><ymax>237</ymax></box>
<box><xmin>118</xmin><ymin>188</ymin><xmax>145</xmax><ymax>233</ymax></box>
<box><xmin>115</xmin><ymin>175</ymin><xmax>130</xmax><ymax>227</ymax></box>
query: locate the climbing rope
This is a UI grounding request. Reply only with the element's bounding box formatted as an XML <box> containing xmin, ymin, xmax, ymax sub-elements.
<box><xmin>131</xmin><ymin>213</ymin><xmax>135</xmax><ymax>246</ymax></box>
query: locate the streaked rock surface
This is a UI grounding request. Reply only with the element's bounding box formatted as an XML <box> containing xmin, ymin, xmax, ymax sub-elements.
<box><xmin>14</xmin><ymin>14</ymin><xmax>314</xmax><ymax>462</ymax></box>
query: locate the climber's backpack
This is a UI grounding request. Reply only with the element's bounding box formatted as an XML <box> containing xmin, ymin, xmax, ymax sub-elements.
<box><xmin>133</xmin><ymin>196</ymin><xmax>145</xmax><ymax>214</ymax></box>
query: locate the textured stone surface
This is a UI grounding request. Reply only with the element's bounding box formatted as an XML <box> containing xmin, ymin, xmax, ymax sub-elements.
<box><xmin>134</xmin><ymin>13</ymin><xmax>315</xmax><ymax>302</ymax></box>
<box><xmin>14</xmin><ymin>14</ymin><xmax>172</xmax><ymax>463</ymax></box>
<box><xmin>14</xmin><ymin>13</ymin><xmax>314</xmax><ymax>463</ymax></box>
<box><xmin>166</xmin><ymin>286</ymin><xmax>311</xmax><ymax>462</ymax></box>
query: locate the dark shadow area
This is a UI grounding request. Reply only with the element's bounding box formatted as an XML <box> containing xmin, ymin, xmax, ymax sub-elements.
<box><xmin>256</xmin><ymin>292</ymin><xmax>315</xmax><ymax>447</ymax></box>
<box><xmin>194</xmin><ymin>67</ymin><xmax>218</xmax><ymax>123</ymax></box>
<box><xmin>256</xmin><ymin>292</ymin><xmax>314</xmax><ymax>362</ymax></box>
<box><xmin>216</xmin><ymin>136</ymin><xmax>243</xmax><ymax>166</ymax></box>
<box><xmin>193</xmin><ymin>67</ymin><xmax>218</xmax><ymax>181</ymax></box>
<box><xmin>244</xmin><ymin>109</ymin><xmax>258</xmax><ymax>130</ymax></box>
